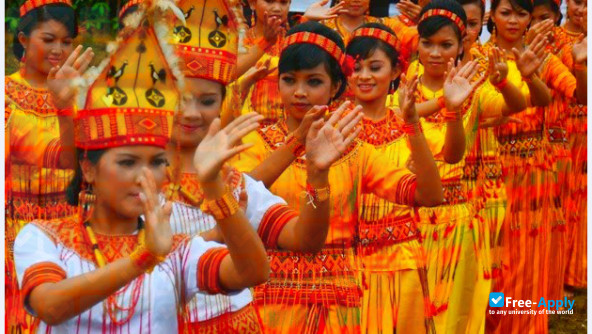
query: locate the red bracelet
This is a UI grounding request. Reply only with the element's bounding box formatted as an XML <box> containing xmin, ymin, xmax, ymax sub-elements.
<box><xmin>402</xmin><ymin>122</ymin><xmax>423</xmax><ymax>136</ymax></box>
<box><xmin>441</xmin><ymin>108</ymin><xmax>462</xmax><ymax>122</ymax></box>
<box><xmin>436</xmin><ymin>96</ymin><xmax>446</xmax><ymax>109</ymax></box>
<box><xmin>286</xmin><ymin>134</ymin><xmax>305</xmax><ymax>157</ymax></box>
<box><xmin>56</xmin><ymin>108</ymin><xmax>74</xmax><ymax>117</ymax></box>
<box><xmin>492</xmin><ymin>77</ymin><xmax>508</xmax><ymax>90</ymax></box>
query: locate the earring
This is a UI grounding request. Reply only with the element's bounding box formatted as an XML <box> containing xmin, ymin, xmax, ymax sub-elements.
<box><xmin>78</xmin><ymin>185</ymin><xmax>96</xmax><ymax>223</ymax></box>
<box><xmin>20</xmin><ymin>49</ymin><xmax>26</xmax><ymax>63</ymax></box>
<box><xmin>389</xmin><ymin>80</ymin><xmax>396</xmax><ymax>94</ymax></box>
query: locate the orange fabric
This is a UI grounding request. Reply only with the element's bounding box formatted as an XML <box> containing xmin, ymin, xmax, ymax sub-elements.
<box><xmin>257</xmin><ymin>204</ymin><xmax>298</xmax><ymax>249</ymax></box>
<box><xmin>181</xmin><ymin>303</ymin><xmax>263</xmax><ymax>333</ymax></box>
<box><xmin>21</xmin><ymin>261</ymin><xmax>67</xmax><ymax>307</ymax></box>
<box><xmin>197</xmin><ymin>247</ymin><xmax>231</xmax><ymax>295</ymax></box>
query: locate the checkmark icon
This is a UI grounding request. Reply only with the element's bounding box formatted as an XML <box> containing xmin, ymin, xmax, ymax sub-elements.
<box><xmin>489</xmin><ymin>292</ymin><xmax>504</xmax><ymax>307</ymax></box>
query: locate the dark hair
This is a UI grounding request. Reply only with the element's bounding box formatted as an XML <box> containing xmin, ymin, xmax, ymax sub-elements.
<box><xmin>487</xmin><ymin>0</ymin><xmax>533</xmax><ymax>33</ymax></box>
<box><xmin>279</xmin><ymin>21</ymin><xmax>347</xmax><ymax>99</ymax></box>
<box><xmin>533</xmin><ymin>0</ymin><xmax>563</xmax><ymax>25</ymax></box>
<box><xmin>347</xmin><ymin>23</ymin><xmax>400</xmax><ymax>68</ymax></box>
<box><xmin>66</xmin><ymin>149</ymin><xmax>106</xmax><ymax>206</ymax></box>
<box><xmin>118</xmin><ymin>4</ymin><xmax>140</xmax><ymax>30</ymax></box>
<box><xmin>418</xmin><ymin>0</ymin><xmax>468</xmax><ymax>43</ymax></box>
<box><xmin>456</xmin><ymin>0</ymin><xmax>486</xmax><ymax>36</ymax></box>
<box><xmin>13</xmin><ymin>4</ymin><xmax>78</xmax><ymax>59</ymax></box>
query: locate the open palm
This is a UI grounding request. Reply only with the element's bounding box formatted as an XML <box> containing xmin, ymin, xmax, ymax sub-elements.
<box><xmin>139</xmin><ymin>167</ymin><xmax>173</xmax><ymax>257</ymax></box>
<box><xmin>488</xmin><ymin>47</ymin><xmax>508</xmax><ymax>84</ymax></box>
<box><xmin>47</xmin><ymin>45</ymin><xmax>94</xmax><ymax>109</ymax></box>
<box><xmin>305</xmin><ymin>102</ymin><xmax>363</xmax><ymax>170</ymax></box>
<box><xmin>396</xmin><ymin>73</ymin><xmax>419</xmax><ymax>124</ymax></box>
<box><xmin>514</xmin><ymin>34</ymin><xmax>546</xmax><ymax>78</ymax></box>
<box><xmin>304</xmin><ymin>0</ymin><xmax>347</xmax><ymax>21</ymax></box>
<box><xmin>443</xmin><ymin>60</ymin><xmax>481</xmax><ymax>110</ymax></box>
<box><xmin>194</xmin><ymin>113</ymin><xmax>263</xmax><ymax>183</ymax></box>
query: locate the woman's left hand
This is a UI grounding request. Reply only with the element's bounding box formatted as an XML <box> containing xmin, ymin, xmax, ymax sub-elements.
<box><xmin>488</xmin><ymin>47</ymin><xmax>508</xmax><ymax>85</ymax></box>
<box><xmin>194</xmin><ymin>113</ymin><xmax>263</xmax><ymax>183</ymax></box>
<box><xmin>443</xmin><ymin>59</ymin><xmax>481</xmax><ymax>111</ymax></box>
<box><xmin>304</xmin><ymin>0</ymin><xmax>347</xmax><ymax>21</ymax></box>
<box><xmin>397</xmin><ymin>0</ymin><xmax>422</xmax><ymax>23</ymax></box>
<box><xmin>47</xmin><ymin>45</ymin><xmax>94</xmax><ymax>109</ymax></box>
<box><xmin>396</xmin><ymin>73</ymin><xmax>420</xmax><ymax>124</ymax></box>
<box><xmin>305</xmin><ymin>102</ymin><xmax>363</xmax><ymax>171</ymax></box>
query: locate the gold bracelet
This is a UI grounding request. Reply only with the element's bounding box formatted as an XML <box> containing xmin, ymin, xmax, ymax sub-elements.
<box><xmin>302</xmin><ymin>183</ymin><xmax>331</xmax><ymax>208</ymax></box>
<box><xmin>129</xmin><ymin>244</ymin><xmax>166</xmax><ymax>273</ymax></box>
<box><xmin>200</xmin><ymin>188</ymin><xmax>240</xmax><ymax>221</ymax></box>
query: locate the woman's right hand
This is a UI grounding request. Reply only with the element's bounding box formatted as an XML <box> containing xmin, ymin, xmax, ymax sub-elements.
<box><xmin>514</xmin><ymin>33</ymin><xmax>547</xmax><ymax>79</ymax></box>
<box><xmin>396</xmin><ymin>73</ymin><xmax>420</xmax><ymax>124</ymax></box>
<box><xmin>488</xmin><ymin>47</ymin><xmax>508</xmax><ymax>85</ymax></box>
<box><xmin>47</xmin><ymin>45</ymin><xmax>94</xmax><ymax>109</ymax></box>
<box><xmin>304</xmin><ymin>0</ymin><xmax>347</xmax><ymax>21</ymax></box>
<box><xmin>525</xmin><ymin>19</ymin><xmax>554</xmax><ymax>45</ymax></box>
<box><xmin>138</xmin><ymin>167</ymin><xmax>173</xmax><ymax>258</ymax></box>
<box><xmin>443</xmin><ymin>59</ymin><xmax>481</xmax><ymax>111</ymax></box>
<box><xmin>293</xmin><ymin>105</ymin><xmax>329</xmax><ymax>143</ymax></box>
<box><xmin>262</xmin><ymin>11</ymin><xmax>285</xmax><ymax>45</ymax></box>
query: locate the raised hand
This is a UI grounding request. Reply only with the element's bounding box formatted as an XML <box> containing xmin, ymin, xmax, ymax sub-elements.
<box><xmin>513</xmin><ymin>33</ymin><xmax>547</xmax><ymax>79</ymax></box>
<box><xmin>443</xmin><ymin>60</ymin><xmax>481</xmax><ymax>110</ymax></box>
<box><xmin>293</xmin><ymin>105</ymin><xmax>329</xmax><ymax>143</ymax></box>
<box><xmin>263</xmin><ymin>11</ymin><xmax>285</xmax><ymax>45</ymax></box>
<box><xmin>397</xmin><ymin>0</ymin><xmax>422</xmax><ymax>22</ymax></box>
<box><xmin>305</xmin><ymin>102</ymin><xmax>363</xmax><ymax>171</ymax></box>
<box><xmin>139</xmin><ymin>167</ymin><xmax>173</xmax><ymax>258</ymax></box>
<box><xmin>525</xmin><ymin>19</ymin><xmax>554</xmax><ymax>44</ymax></box>
<box><xmin>47</xmin><ymin>45</ymin><xmax>94</xmax><ymax>109</ymax></box>
<box><xmin>396</xmin><ymin>73</ymin><xmax>420</xmax><ymax>124</ymax></box>
<box><xmin>572</xmin><ymin>34</ymin><xmax>587</xmax><ymax>65</ymax></box>
<box><xmin>194</xmin><ymin>113</ymin><xmax>263</xmax><ymax>183</ymax></box>
<box><xmin>488</xmin><ymin>47</ymin><xmax>509</xmax><ymax>85</ymax></box>
<box><xmin>304</xmin><ymin>0</ymin><xmax>348</xmax><ymax>21</ymax></box>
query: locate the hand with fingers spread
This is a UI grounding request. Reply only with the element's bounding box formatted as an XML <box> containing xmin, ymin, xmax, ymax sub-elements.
<box><xmin>443</xmin><ymin>60</ymin><xmax>482</xmax><ymax>111</ymax></box>
<box><xmin>305</xmin><ymin>102</ymin><xmax>364</xmax><ymax>171</ymax></box>
<box><xmin>488</xmin><ymin>47</ymin><xmax>509</xmax><ymax>85</ymax></box>
<box><xmin>397</xmin><ymin>0</ymin><xmax>422</xmax><ymax>23</ymax></box>
<box><xmin>525</xmin><ymin>19</ymin><xmax>554</xmax><ymax>45</ymax></box>
<box><xmin>240</xmin><ymin>59</ymin><xmax>275</xmax><ymax>93</ymax></box>
<box><xmin>138</xmin><ymin>167</ymin><xmax>174</xmax><ymax>258</ymax></box>
<box><xmin>397</xmin><ymin>74</ymin><xmax>420</xmax><ymax>124</ymax></box>
<box><xmin>294</xmin><ymin>105</ymin><xmax>329</xmax><ymax>143</ymax></box>
<box><xmin>304</xmin><ymin>0</ymin><xmax>348</xmax><ymax>21</ymax></box>
<box><xmin>48</xmin><ymin>45</ymin><xmax>94</xmax><ymax>109</ymax></box>
<box><xmin>194</xmin><ymin>113</ymin><xmax>263</xmax><ymax>183</ymax></box>
<box><xmin>514</xmin><ymin>34</ymin><xmax>547</xmax><ymax>79</ymax></box>
<box><xmin>263</xmin><ymin>12</ymin><xmax>285</xmax><ymax>46</ymax></box>
<box><xmin>572</xmin><ymin>35</ymin><xmax>587</xmax><ymax>65</ymax></box>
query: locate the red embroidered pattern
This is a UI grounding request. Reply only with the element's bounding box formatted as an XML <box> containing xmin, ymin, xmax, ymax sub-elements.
<box><xmin>197</xmin><ymin>247</ymin><xmax>230</xmax><ymax>295</ymax></box>
<box><xmin>358</xmin><ymin>213</ymin><xmax>419</xmax><ymax>255</ymax></box>
<box><xmin>257</xmin><ymin>204</ymin><xmax>298</xmax><ymax>249</ymax></box>
<box><xmin>182</xmin><ymin>303</ymin><xmax>262</xmax><ymax>333</ymax></box>
<box><xmin>5</xmin><ymin>77</ymin><xmax>56</xmax><ymax>117</ymax></box>
<box><xmin>359</xmin><ymin>109</ymin><xmax>406</xmax><ymax>146</ymax></box>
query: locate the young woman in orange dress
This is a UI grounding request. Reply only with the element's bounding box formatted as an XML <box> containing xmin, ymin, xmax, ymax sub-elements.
<box><xmin>393</xmin><ymin>1</ymin><xmax>528</xmax><ymax>332</ymax></box>
<box><xmin>13</xmin><ymin>5</ymin><xmax>274</xmax><ymax>332</ymax></box>
<box><xmin>165</xmin><ymin>1</ymin><xmax>360</xmax><ymax>331</ymax></box>
<box><xmin>233</xmin><ymin>20</ymin><xmax>444</xmax><ymax>333</ymax></box>
<box><xmin>5</xmin><ymin>1</ymin><xmax>94</xmax><ymax>332</ymax></box>
<box><xmin>530</xmin><ymin>0</ymin><xmax>588</xmax><ymax>293</ymax></box>
<box><xmin>483</xmin><ymin>0</ymin><xmax>585</xmax><ymax>332</ymax></box>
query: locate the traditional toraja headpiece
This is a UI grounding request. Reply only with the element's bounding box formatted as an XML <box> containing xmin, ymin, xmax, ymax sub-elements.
<box><xmin>419</xmin><ymin>9</ymin><xmax>466</xmax><ymax>35</ymax></box>
<box><xmin>350</xmin><ymin>27</ymin><xmax>401</xmax><ymax>51</ymax></box>
<box><xmin>75</xmin><ymin>3</ymin><xmax>182</xmax><ymax>150</ymax></box>
<box><xmin>170</xmin><ymin>0</ymin><xmax>245</xmax><ymax>85</ymax></box>
<box><xmin>20</xmin><ymin>0</ymin><xmax>71</xmax><ymax>17</ymax></box>
<box><xmin>282</xmin><ymin>31</ymin><xmax>355</xmax><ymax>76</ymax></box>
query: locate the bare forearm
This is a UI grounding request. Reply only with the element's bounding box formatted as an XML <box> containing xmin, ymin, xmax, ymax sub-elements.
<box><xmin>526</xmin><ymin>76</ymin><xmax>552</xmax><ymax>107</ymax></box>
<box><xmin>202</xmin><ymin>178</ymin><xmax>269</xmax><ymax>290</ymax></box>
<box><xmin>443</xmin><ymin>118</ymin><xmax>466</xmax><ymax>164</ymax></box>
<box><xmin>500</xmin><ymin>83</ymin><xmax>528</xmax><ymax>115</ymax></box>
<box><xmin>417</xmin><ymin>100</ymin><xmax>441</xmax><ymax>117</ymax></box>
<box><xmin>574</xmin><ymin>66</ymin><xmax>587</xmax><ymax>105</ymax></box>
<box><xmin>248</xmin><ymin>145</ymin><xmax>297</xmax><ymax>188</ymax></box>
<box><xmin>407</xmin><ymin>125</ymin><xmax>443</xmax><ymax>206</ymax></box>
<box><xmin>29</xmin><ymin>258</ymin><xmax>144</xmax><ymax>325</ymax></box>
<box><xmin>237</xmin><ymin>48</ymin><xmax>266</xmax><ymax>78</ymax></box>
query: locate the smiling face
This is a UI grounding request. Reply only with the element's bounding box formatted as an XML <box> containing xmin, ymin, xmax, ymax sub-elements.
<box><xmin>83</xmin><ymin>146</ymin><xmax>168</xmax><ymax>220</ymax></box>
<box><xmin>418</xmin><ymin>25</ymin><xmax>462</xmax><ymax>77</ymax></box>
<box><xmin>171</xmin><ymin>77</ymin><xmax>224</xmax><ymax>149</ymax></box>
<box><xmin>349</xmin><ymin>48</ymin><xmax>400</xmax><ymax>103</ymax></box>
<box><xmin>251</xmin><ymin>0</ymin><xmax>290</xmax><ymax>26</ymax></box>
<box><xmin>566</xmin><ymin>0</ymin><xmax>586</xmax><ymax>27</ymax></box>
<box><xmin>492</xmin><ymin>0</ymin><xmax>531</xmax><ymax>43</ymax></box>
<box><xmin>279</xmin><ymin>63</ymin><xmax>339</xmax><ymax>121</ymax></box>
<box><xmin>18</xmin><ymin>19</ymin><xmax>74</xmax><ymax>76</ymax></box>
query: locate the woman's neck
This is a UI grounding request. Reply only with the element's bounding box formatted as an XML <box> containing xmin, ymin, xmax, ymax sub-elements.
<box><xmin>356</xmin><ymin>95</ymin><xmax>388</xmax><ymax>121</ymax></box>
<box><xmin>285</xmin><ymin>113</ymin><xmax>301</xmax><ymax>133</ymax></box>
<box><xmin>89</xmin><ymin>203</ymin><xmax>139</xmax><ymax>236</ymax></box>
<box><xmin>494</xmin><ymin>35</ymin><xmax>524</xmax><ymax>54</ymax></box>
<box><xmin>420</xmin><ymin>70</ymin><xmax>445</xmax><ymax>92</ymax></box>
<box><xmin>20</xmin><ymin>64</ymin><xmax>47</xmax><ymax>89</ymax></box>
<box><xmin>166</xmin><ymin>142</ymin><xmax>198</xmax><ymax>174</ymax></box>
<box><xmin>564</xmin><ymin>19</ymin><xmax>583</xmax><ymax>34</ymax></box>
<box><xmin>339</xmin><ymin>14</ymin><xmax>366</xmax><ymax>33</ymax></box>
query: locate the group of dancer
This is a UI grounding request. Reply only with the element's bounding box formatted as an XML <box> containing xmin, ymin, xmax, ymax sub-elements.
<box><xmin>4</xmin><ymin>0</ymin><xmax>587</xmax><ymax>333</ymax></box>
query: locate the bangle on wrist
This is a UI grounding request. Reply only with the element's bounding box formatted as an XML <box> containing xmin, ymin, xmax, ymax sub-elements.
<box><xmin>574</xmin><ymin>62</ymin><xmax>586</xmax><ymax>71</ymax></box>
<box><xmin>441</xmin><ymin>108</ymin><xmax>462</xmax><ymax>122</ymax></box>
<box><xmin>402</xmin><ymin>121</ymin><xmax>423</xmax><ymax>136</ymax></box>
<box><xmin>56</xmin><ymin>108</ymin><xmax>74</xmax><ymax>117</ymax></box>
<box><xmin>201</xmin><ymin>187</ymin><xmax>240</xmax><ymax>221</ymax></box>
<box><xmin>436</xmin><ymin>96</ymin><xmax>446</xmax><ymax>109</ymax></box>
<box><xmin>492</xmin><ymin>77</ymin><xmax>508</xmax><ymax>90</ymax></box>
<box><xmin>302</xmin><ymin>183</ymin><xmax>330</xmax><ymax>209</ymax></box>
<box><xmin>129</xmin><ymin>243</ymin><xmax>165</xmax><ymax>273</ymax></box>
<box><xmin>286</xmin><ymin>134</ymin><xmax>305</xmax><ymax>157</ymax></box>
<box><xmin>255</xmin><ymin>37</ymin><xmax>271</xmax><ymax>52</ymax></box>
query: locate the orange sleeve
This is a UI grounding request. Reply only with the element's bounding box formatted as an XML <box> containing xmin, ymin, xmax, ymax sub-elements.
<box><xmin>541</xmin><ymin>55</ymin><xmax>577</xmax><ymax>99</ymax></box>
<box><xmin>257</xmin><ymin>204</ymin><xmax>299</xmax><ymax>249</ymax></box>
<box><xmin>21</xmin><ymin>261</ymin><xmax>67</xmax><ymax>306</ymax></box>
<box><xmin>197</xmin><ymin>247</ymin><xmax>231</xmax><ymax>295</ymax></box>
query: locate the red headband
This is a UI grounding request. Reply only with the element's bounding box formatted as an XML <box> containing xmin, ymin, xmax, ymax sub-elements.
<box><xmin>350</xmin><ymin>27</ymin><xmax>401</xmax><ymax>50</ymax></box>
<box><xmin>119</xmin><ymin>0</ymin><xmax>143</xmax><ymax>19</ymax></box>
<box><xmin>20</xmin><ymin>0</ymin><xmax>71</xmax><ymax>17</ymax></box>
<box><xmin>419</xmin><ymin>9</ymin><xmax>466</xmax><ymax>35</ymax></box>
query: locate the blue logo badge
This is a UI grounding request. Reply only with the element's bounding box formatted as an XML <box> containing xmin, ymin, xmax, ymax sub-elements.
<box><xmin>490</xmin><ymin>292</ymin><xmax>504</xmax><ymax>307</ymax></box>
